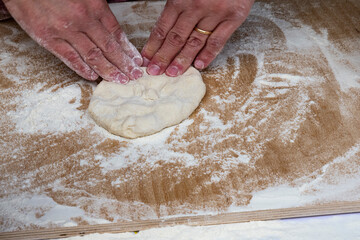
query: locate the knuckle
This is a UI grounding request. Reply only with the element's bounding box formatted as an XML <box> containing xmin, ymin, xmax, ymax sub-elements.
<box><xmin>103</xmin><ymin>37</ymin><xmax>118</xmax><ymax>53</ymax></box>
<box><xmin>114</xmin><ymin>29</ymin><xmax>127</xmax><ymax>44</ymax></box>
<box><xmin>209</xmin><ymin>1</ymin><xmax>227</xmax><ymax>13</ymax></box>
<box><xmin>207</xmin><ymin>37</ymin><xmax>225</xmax><ymax>50</ymax></box>
<box><xmin>151</xmin><ymin>25</ymin><xmax>167</xmax><ymax>40</ymax></box>
<box><xmin>186</xmin><ymin>36</ymin><xmax>204</xmax><ymax>48</ymax></box>
<box><xmin>175</xmin><ymin>55</ymin><xmax>192</xmax><ymax>66</ymax></box>
<box><xmin>167</xmin><ymin>31</ymin><xmax>186</xmax><ymax>47</ymax></box>
<box><xmin>34</xmin><ymin>27</ymin><xmax>53</xmax><ymax>45</ymax></box>
<box><xmin>154</xmin><ymin>53</ymin><xmax>170</xmax><ymax>65</ymax></box>
<box><xmin>63</xmin><ymin>50</ymin><xmax>79</xmax><ymax>63</ymax></box>
<box><xmin>111</xmin><ymin>25</ymin><xmax>123</xmax><ymax>38</ymax></box>
<box><xmin>106</xmin><ymin>20</ymin><xmax>121</xmax><ymax>34</ymax></box>
<box><xmin>229</xmin><ymin>5</ymin><xmax>247</xmax><ymax>19</ymax></box>
<box><xmin>70</xmin><ymin>2</ymin><xmax>88</xmax><ymax>18</ymax></box>
<box><xmin>85</xmin><ymin>47</ymin><xmax>103</xmax><ymax>62</ymax></box>
<box><xmin>53</xmin><ymin>18</ymin><xmax>72</xmax><ymax>31</ymax></box>
<box><xmin>227</xmin><ymin>2</ymin><xmax>251</xmax><ymax>20</ymax></box>
<box><xmin>203</xmin><ymin>49</ymin><xmax>216</xmax><ymax>60</ymax></box>
<box><xmin>168</xmin><ymin>0</ymin><xmax>183</xmax><ymax>9</ymax></box>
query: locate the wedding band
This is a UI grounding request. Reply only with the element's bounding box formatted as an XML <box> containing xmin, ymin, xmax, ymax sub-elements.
<box><xmin>194</xmin><ymin>27</ymin><xmax>212</xmax><ymax>35</ymax></box>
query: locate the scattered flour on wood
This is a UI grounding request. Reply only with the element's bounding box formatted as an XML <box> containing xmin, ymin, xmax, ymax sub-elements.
<box><xmin>1</xmin><ymin>1</ymin><xmax>359</xmax><ymax>232</ymax></box>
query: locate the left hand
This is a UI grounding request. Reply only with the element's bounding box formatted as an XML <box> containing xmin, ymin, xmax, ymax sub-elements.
<box><xmin>141</xmin><ymin>0</ymin><xmax>254</xmax><ymax>77</ymax></box>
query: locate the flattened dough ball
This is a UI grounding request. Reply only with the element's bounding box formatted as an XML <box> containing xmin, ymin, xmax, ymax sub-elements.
<box><xmin>88</xmin><ymin>67</ymin><xmax>206</xmax><ymax>139</ymax></box>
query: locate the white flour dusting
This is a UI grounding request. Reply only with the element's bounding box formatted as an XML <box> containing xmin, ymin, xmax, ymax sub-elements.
<box><xmin>61</xmin><ymin>213</ymin><xmax>360</xmax><ymax>240</ymax></box>
<box><xmin>2</xmin><ymin>1</ymin><xmax>358</xmax><ymax>148</ymax></box>
<box><xmin>0</xmin><ymin>0</ymin><xmax>360</xmax><ymax>233</ymax></box>
<box><xmin>7</xmin><ymin>83</ymin><xmax>90</xmax><ymax>134</ymax></box>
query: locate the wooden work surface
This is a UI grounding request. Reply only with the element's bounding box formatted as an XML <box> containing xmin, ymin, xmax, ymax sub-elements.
<box><xmin>1</xmin><ymin>0</ymin><xmax>360</xmax><ymax>239</ymax></box>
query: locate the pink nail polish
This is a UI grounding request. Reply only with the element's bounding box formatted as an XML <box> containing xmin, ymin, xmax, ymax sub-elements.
<box><xmin>194</xmin><ymin>60</ymin><xmax>205</xmax><ymax>69</ymax></box>
<box><xmin>147</xmin><ymin>64</ymin><xmax>161</xmax><ymax>75</ymax></box>
<box><xmin>114</xmin><ymin>72</ymin><xmax>129</xmax><ymax>84</ymax></box>
<box><xmin>131</xmin><ymin>68</ymin><xmax>143</xmax><ymax>79</ymax></box>
<box><xmin>166</xmin><ymin>66</ymin><xmax>179</xmax><ymax>77</ymax></box>
<box><xmin>89</xmin><ymin>71</ymin><xmax>99</xmax><ymax>81</ymax></box>
<box><xmin>121</xmin><ymin>78</ymin><xmax>129</xmax><ymax>84</ymax></box>
<box><xmin>142</xmin><ymin>57</ymin><xmax>150</xmax><ymax>67</ymax></box>
<box><xmin>134</xmin><ymin>57</ymin><xmax>143</xmax><ymax>66</ymax></box>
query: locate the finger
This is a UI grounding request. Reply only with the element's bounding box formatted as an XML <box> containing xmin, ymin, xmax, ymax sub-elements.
<box><xmin>141</xmin><ymin>2</ymin><xmax>179</xmax><ymax>66</ymax></box>
<box><xmin>48</xmin><ymin>38</ymin><xmax>99</xmax><ymax>81</ymax></box>
<box><xmin>146</xmin><ymin>13</ymin><xmax>201</xmax><ymax>76</ymax></box>
<box><xmin>116</xmin><ymin>31</ymin><xmax>143</xmax><ymax>66</ymax></box>
<box><xmin>194</xmin><ymin>21</ymin><xmax>239</xmax><ymax>70</ymax></box>
<box><xmin>85</xmin><ymin>21</ymin><xmax>143</xmax><ymax>80</ymax></box>
<box><xmin>67</xmin><ymin>32</ymin><xmax>129</xmax><ymax>84</ymax></box>
<box><xmin>100</xmin><ymin>13</ymin><xmax>143</xmax><ymax>66</ymax></box>
<box><xmin>165</xmin><ymin>18</ymin><xmax>219</xmax><ymax>77</ymax></box>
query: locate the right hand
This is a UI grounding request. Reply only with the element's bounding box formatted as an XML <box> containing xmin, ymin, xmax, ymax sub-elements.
<box><xmin>4</xmin><ymin>0</ymin><xmax>143</xmax><ymax>84</ymax></box>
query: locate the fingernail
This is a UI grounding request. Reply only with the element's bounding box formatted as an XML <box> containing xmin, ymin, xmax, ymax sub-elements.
<box><xmin>134</xmin><ymin>56</ymin><xmax>143</xmax><ymax>66</ymax></box>
<box><xmin>194</xmin><ymin>60</ymin><xmax>205</xmax><ymax>69</ymax></box>
<box><xmin>166</xmin><ymin>65</ymin><xmax>179</xmax><ymax>77</ymax></box>
<box><xmin>131</xmin><ymin>67</ymin><xmax>143</xmax><ymax>79</ymax></box>
<box><xmin>114</xmin><ymin>72</ymin><xmax>129</xmax><ymax>84</ymax></box>
<box><xmin>147</xmin><ymin>64</ymin><xmax>161</xmax><ymax>75</ymax></box>
<box><xmin>89</xmin><ymin>71</ymin><xmax>99</xmax><ymax>81</ymax></box>
<box><xmin>142</xmin><ymin>57</ymin><xmax>150</xmax><ymax>67</ymax></box>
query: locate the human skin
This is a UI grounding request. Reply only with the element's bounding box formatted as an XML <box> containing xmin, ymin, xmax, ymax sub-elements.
<box><xmin>2</xmin><ymin>0</ymin><xmax>254</xmax><ymax>83</ymax></box>
<box><xmin>142</xmin><ymin>0</ymin><xmax>254</xmax><ymax>77</ymax></box>
<box><xmin>3</xmin><ymin>0</ymin><xmax>143</xmax><ymax>84</ymax></box>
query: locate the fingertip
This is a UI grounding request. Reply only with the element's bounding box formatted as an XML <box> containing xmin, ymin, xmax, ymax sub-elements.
<box><xmin>118</xmin><ymin>75</ymin><xmax>130</xmax><ymax>84</ymax></box>
<box><xmin>89</xmin><ymin>71</ymin><xmax>99</xmax><ymax>81</ymax></box>
<box><xmin>109</xmin><ymin>72</ymin><xmax>129</xmax><ymax>84</ymax></box>
<box><xmin>147</xmin><ymin>64</ymin><xmax>161</xmax><ymax>76</ymax></box>
<box><xmin>131</xmin><ymin>67</ymin><xmax>144</xmax><ymax>80</ymax></box>
<box><xmin>165</xmin><ymin>65</ymin><xmax>179</xmax><ymax>77</ymax></box>
<box><xmin>194</xmin><ymin>59</ymin><xmax>205</xmax><ymax>70</ymax></box>
<box><xmin>133</xmin><ymin>56</ymin><xmax>143</xmax><ymax>66</ymax></box>
<box><xmin>142</xmin><ymin>56</ymin><xmax>150</xmax><ymax>67</ymax></box>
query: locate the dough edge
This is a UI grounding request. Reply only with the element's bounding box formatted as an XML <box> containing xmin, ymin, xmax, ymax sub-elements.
<box><xmin>88</xmin><ymin>67</ymin><xmax>206</xmax><ymax>139</ymax></box>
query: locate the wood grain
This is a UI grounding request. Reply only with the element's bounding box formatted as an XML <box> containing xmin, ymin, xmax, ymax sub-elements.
<box><xmin>1</xmin><ymin>0</ymin><xmax>360</xmax><ymax>237</ymax></box>
<box><xmin>1</xmin><ymin>201</ymin><xmax>360</xmax><ymax>240</ymax></box>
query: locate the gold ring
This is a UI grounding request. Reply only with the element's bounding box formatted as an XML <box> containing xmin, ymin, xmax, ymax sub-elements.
<box><xmin>194</xmin><ymin>27</ymin><xmax>212</xmax><ymax>35</ymax></box>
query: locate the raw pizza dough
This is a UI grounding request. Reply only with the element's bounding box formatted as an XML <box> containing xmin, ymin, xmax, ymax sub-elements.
<box><xmin>88</xmin><ymin>67</ymin><xmax>206</xmax><ymax>139</ymax></box>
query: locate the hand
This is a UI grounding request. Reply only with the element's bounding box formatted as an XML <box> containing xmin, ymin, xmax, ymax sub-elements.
<box><xmin>141</xmin><ymin>0</ymin><xmax>254</xmax><ymax>77</ymax></box>
<box><xmin>4</xmin><ymin>0</ymin><xmax>144</xmax><ymax>84</ymax></box>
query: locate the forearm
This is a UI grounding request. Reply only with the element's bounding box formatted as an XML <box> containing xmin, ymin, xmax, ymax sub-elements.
<box><xmin>0</xmin><ymin>0</ymin><xmax>11</xmax><ymax>20</ymax></box>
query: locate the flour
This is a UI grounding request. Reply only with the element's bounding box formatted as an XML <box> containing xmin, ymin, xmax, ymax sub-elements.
<box><xmin>60</xmin><ymin>214</ymin><xmax>360</xmax><ymax>240</ymax></box>
<box><xmin>312</xmin><ymin>29</ymin><xmax>360</xmax><ymax>91</ymax></box>
<box><xmin>3</xmin><ymin>1</ymin><xmax>357</xmax><ymax>147</ymax></box>
<box><xmin>1</xmin><ymin>0</ymin><xmax>360</xmax><ymax>233</ymax></box>
<box><xmin>7</xmin><ymin>83</ymin><xmax>90</xmax><ymax>134</ymax></box>
<box><xmin>0</xmin><ymin>194</ymin><xmax>111</xmax><ymax>230</ymax></box>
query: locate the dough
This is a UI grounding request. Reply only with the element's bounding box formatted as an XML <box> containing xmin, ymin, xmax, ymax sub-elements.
<box><xmin>88</xmin><ymin>67</ymin><xmax>206</xmax><ymax>139</ymax></box>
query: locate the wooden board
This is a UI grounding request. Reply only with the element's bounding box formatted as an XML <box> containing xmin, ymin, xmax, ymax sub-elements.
<box><xmin>1</xmin><ymin>0</ymin><xmax>360</xmax><ymax>238</ymax></box>
<box><xmin>1</xmin><ymin>201</ymin><xmax>360</xmax><ymax>240</ymax></box>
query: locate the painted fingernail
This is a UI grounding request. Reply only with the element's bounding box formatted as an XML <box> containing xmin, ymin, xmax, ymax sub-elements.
<box><xmin>142</xmin><ymin>57</ymin><xmax>150</xmax><ymax>67</ymax></box>
<box><xmin>147</xmin><ymin>64</ymin><xmax>161</xmax><ymax>75</ymax></box>
<box><xmin>131</xmin><ymin>67</ymin><xmax>143</xmax><ymax>79</ymax></box>
<box><xmin>134</xmin><ymin>56</ymin><xmax>143</xmax><ymax>66</ymax></box>
<box><xmin>114</xmin><ymin>72</ymin><xmax>129</xmax><ymax>84</ymax></box>
<box><xmin>166</xmin><ymin>65</ymin><xmax>179</xmax><ymax>77</ymax></box>
<box><xmin>88</xmin><ymin>71</ymin><xmax>99</xmax><ymax>81</ymax></box>
<box><xmin>194</xmin><ymin>60</ymin><xmax>205</xmax><ymax>69</ymax></box>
